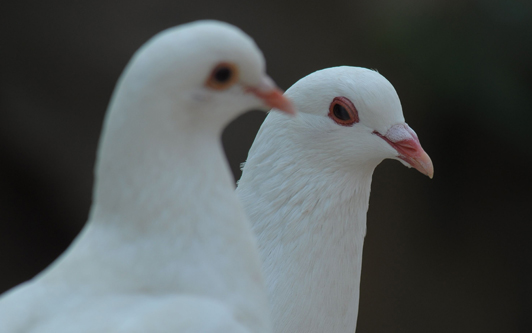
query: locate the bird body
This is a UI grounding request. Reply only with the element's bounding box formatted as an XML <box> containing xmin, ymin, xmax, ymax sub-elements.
<box><xmin>237</xmin><ymin>67</ymin><xmax>432</xmax><ymax>333</ymax></box>
<box><xmin>0</xmin><ymin>20</ymin><xmax>293</xmax><ymax>333</ymax></box>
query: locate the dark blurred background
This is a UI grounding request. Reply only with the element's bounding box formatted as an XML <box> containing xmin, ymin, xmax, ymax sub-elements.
<box><xmin>1</xmin><ymin>0</ymin><xmax>531</xmax><ymax>331</ymax></box>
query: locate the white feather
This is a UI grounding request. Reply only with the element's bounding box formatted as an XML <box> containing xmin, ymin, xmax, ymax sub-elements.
<box><xmin>0</xmin><ymin>20</ymin><xmax>275</xmax><ymax>333</ymax></box>
<box><xmin>237</xmin><ymin>66</ymin><xmax>421</xmax><ymax>333</ymax></box>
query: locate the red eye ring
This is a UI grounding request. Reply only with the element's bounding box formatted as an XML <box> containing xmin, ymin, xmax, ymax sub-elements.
<box><xmin>328</xmin><ymin>96</ymin><xmax>359</xmax><ymax>126</ymax></box>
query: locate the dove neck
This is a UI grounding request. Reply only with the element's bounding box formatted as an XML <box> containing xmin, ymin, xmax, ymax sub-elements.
<box><xmin>239</xmin><ymin>152</ymin><xmax>375</xmax><ymax>333</ymax></box>
<box><xmin>237</xmin><ymin>120</ymin><xmax>378</xmax><ymax>333</ymax></box>
<box><xmin>91</xmin><ymin>107</ymin><xmax>228</xmax><ymax>228</ymax></box>
<box><xmin>240</xmin><ymin>151</ymin><xmax>375</xmax><ymax>250</ymax></box>
<box><xmin>58</xmin><ymin>102</ymin><xmax>272</xmax><ymax>333</ymax></box>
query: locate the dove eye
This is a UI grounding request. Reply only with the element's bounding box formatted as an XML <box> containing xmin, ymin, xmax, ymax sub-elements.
<box><xmin>328</xmin><ymin>96</ymin><xmax>359</xmax><ymax>126</ymax></box>
<box><xmin>205</xmin><ymin>62</ymin><xmax>239</xmax><ymax>90</ymax></box>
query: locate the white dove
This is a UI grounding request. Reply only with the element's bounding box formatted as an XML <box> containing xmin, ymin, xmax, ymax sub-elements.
<box><xmin>0</xmin><ymin>20</ymin><xmax>294</xmax><ymax>333</ymax></box>
<box><xmin>237</xmin><ymin>66</ymin><xmax>433</xmax><ymax>333</ymax></box>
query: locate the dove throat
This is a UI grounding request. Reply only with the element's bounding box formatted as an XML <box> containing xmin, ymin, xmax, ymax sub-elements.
<box><xmin>238</xmin><ymin>141</ymin><xmax>376</xmax><ymax>333</ymax></box>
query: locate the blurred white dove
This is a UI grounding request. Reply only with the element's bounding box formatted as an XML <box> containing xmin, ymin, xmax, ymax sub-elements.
<box><xmin>237</xmin><ymin>66</ymin><xmax>432</xmax><ymax>333</ymax></box>
<box><xmin>0</xmin><ymin>20</ymin><xmax>294</xmax><ymax>333</ymax></box>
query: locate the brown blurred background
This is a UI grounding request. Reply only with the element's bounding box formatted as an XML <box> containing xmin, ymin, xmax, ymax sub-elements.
<box><xmin>1</xmin><ymin>0</ymin><xmax>531</xmax><ymax>332</ymax></box>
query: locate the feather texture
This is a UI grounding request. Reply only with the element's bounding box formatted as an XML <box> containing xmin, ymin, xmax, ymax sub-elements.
<box><xmin>0</xmin><ymin>20</ymin><xmax>292</xmax><ymax>333</ymax></box>
<box><xmin>237</xmin><ymin>66</ymin><xmax>432</xmax><ymax>333</ymax></box>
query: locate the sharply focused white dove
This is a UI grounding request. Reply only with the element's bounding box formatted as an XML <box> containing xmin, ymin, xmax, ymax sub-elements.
<box><xmin>0</xmin><ymin>20</ymin><xmax>294</xmax><ymax>333</ymax></box>
<box><xmin>237</xmin><ymin>66</ymin><xmax>433</xmax><ymax>333</ymax></box>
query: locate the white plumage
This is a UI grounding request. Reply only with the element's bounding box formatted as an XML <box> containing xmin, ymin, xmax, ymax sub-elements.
<box><xmin>237</xmin><ymin>66</ymin><xmax>433</xmax><ymax>333</ymax></box>
<box><xmin>0</xmin><ymin>20</ymin><xmax>293</xmax><ymax>333</ymax></box>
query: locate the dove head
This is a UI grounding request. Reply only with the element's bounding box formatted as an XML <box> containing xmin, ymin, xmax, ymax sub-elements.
<box><xmin>277</xmin><ymin>66</ymin><xmax>433</xmax><ymax>177</ymax></box>
<box><xmin>112</xmin><ymin>20</ymin><xmax>293</xmax><ymax>132</ymax></box>
<box><xmin>93</xmin><ymin>21</ymin><xmax>295</xmax><ymax>212</ymax></box>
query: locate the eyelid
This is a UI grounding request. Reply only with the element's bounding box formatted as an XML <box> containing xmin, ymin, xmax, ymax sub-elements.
<box><xmin>205</xmin><ymin>62</ymin><xmax>239</xmax><ymax>90</ymax></box>
<box><xmin>328</xmin><ymin>96</ymin><xmax>359</xmax><ymax>126</ymax></box>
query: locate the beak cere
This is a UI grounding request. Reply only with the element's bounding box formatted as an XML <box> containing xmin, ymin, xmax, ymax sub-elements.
<box><xmin>246</xmin><ymin>76</ymin><xmax>296</xmax><ymax>115</ymax></box>
<box><xmin>374</xmin><ymin>123</ymin><xmax>434</xmax><ymax>178</ymax></box>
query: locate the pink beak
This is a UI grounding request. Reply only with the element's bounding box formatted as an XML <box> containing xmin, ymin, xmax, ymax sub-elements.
<box><xmin>246</xmin><ymin>76</ymin><xmax>296</xmax><ymax>115</ymax></box>
<box><xmin>374</xmin><ymin>123</ymin><xmax>434</xmax><ymax>178</ymax></box>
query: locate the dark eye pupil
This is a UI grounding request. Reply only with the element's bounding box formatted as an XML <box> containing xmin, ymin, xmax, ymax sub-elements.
<box><xmin>214</xmin><ymin>67</ymin><xmax>232</xmax><ymax>82</ymax></box>
<box><xmin>333</xmin><ymin>103</ymin><xmax>351</xmax><ymax>121</ymax></box>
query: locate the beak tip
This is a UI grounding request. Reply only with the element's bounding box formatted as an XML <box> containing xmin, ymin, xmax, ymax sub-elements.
<box><xmin>379</xmin><ymin>123</ymin><xmax>434</xmax><ymax>179</ymax></box>
<box><xmin>400</xmin><ymin>150</ymin><xmax>433</xmax><ymax>179</ymax></box>
<box><xmin>247</xmin><ymin>76</ymin><xmax>296</xmax><ymax>116</ymax></box>
<box><xmin>419</xmin><ymin>156</ymin><xmax>434</xmax><ymax>179</ymax></box>
<box><xmin>249</xmin><ymin>86</ymin><xmax>296</xmax><ymax>116</ymax></box>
